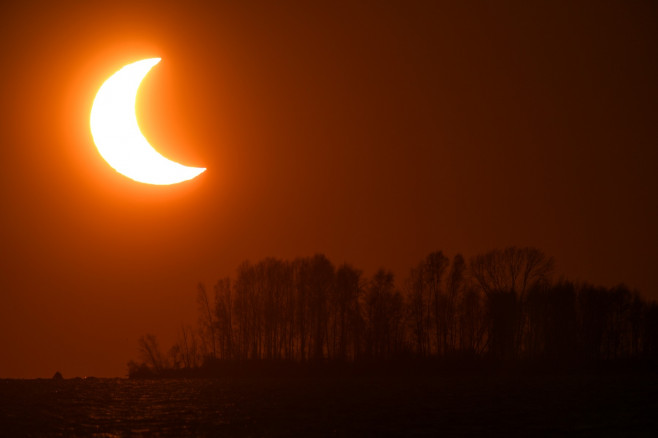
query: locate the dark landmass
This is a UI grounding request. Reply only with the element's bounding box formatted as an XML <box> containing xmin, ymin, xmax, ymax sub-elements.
<box><xmin>129</xmin><ymin>248</ymin><xmax>658</xmax><ymax>380</ymax></box>
<box><xmin>127</xmin><ymin>356</ymin><xmax>658</xmax><ymax>382</ymax></box>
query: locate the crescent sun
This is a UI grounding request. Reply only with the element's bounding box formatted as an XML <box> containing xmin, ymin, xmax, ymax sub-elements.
<box><xmin>90</xmin><ymin>58</ymin><xmax>206</xmax><ymax>185</ymax></box>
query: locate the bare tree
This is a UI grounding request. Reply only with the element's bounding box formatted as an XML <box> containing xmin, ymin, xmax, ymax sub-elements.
<box><xmin>445</xmin><ymin>254</ymin><xmax>466</xmax><ymax>353</ymax></box>
<box><xmin>138</xmin><ymin>334</ymin><xmax>166</xmax><ymax>373</ymax></box>
<box><xmin>424</xmin><ymin>251</ymin><xmax>450</xmax><ymax>355</ymax></box>
<box><xmin>197</xmin><ymin>283</ymin><xmax>217</xmax><ymax>361</ymax></box>
<box><xmin>469</xmin><ymin>247</ymin><xmax>554</xmax><ymax>359</ymax></box>
<box><xmin>470</xmin><ymin>247</ymin><xmax>554</xmax><ymax>298</ymax></box>
<box><xmin>180</xmin><ymin>325</ymin><xmax>200</xmax><ymax>368</ymax></box>
<box><xmin>334</xmin><ymin>264</ymin><xmax>363</xmax><ymax>360</ymax></box>
<box><xmin>308</xmin><ymin>254</ymin><xmax>334</xmax><ymax>360</ymax></box>
<box><xmin>458</xmin><ymin>284</ymin><xmax>486</xmax><ymax>354</ymax></box>
<box><xmin>364</xmin><ymin>269</ymin><xmax>404</xmax><ymax>359</ymax></box>
<box><xmin>405</xmin><ymin>265</ymin><xmax>432</xmax><ymax>356</ymax></box>
<box><xmin>214</xmin><ymin>277</ymin><xmax>234</xmax><ymax>360</ymax></box>
<box><xmin>131</xmin><ymin>249</ymin><xmax>658</xmax><ymax>375</ymax></box>
<box><xmin>233</xmin><ymin>261</ymin><xmax>261</xmax><ymax>359</ymax></box>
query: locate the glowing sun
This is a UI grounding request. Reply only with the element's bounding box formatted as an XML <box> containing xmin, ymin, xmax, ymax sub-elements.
<box><xmin>90</xmin><ymin>58</ymin><xmax>206</xmax><ymax>185</ymax></box>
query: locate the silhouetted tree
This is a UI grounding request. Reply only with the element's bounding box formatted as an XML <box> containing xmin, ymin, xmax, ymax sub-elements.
<box><xmin>643</xmin><ymin>302</ymin><xmax>658</xmax><ymax>359</ymax></box>
<box><xmin>138</xmin><ymin>334</ymin><xmax>166</xmax><ymax>373</ymax></box>
<box><xmin>333</xmin><ymin>264</ymin><xmax>364</xmax><ymax>360</ymax></box>
<box><xmin>578</xmin><ymin>284</ymin><xmax>609</xmax><ymax>361</ymax></box>
<box><xmin>526</xmin><ymin>281</ymin><xmax>578</xmax><ymax>361</ymax></box>
<box><xmin>292</xmin><ymin>257</ymin><xmax>311</xmax><ymax>361</ymax></box>
<box><xmin>233</xmin><ymin>261</ymin><xmax>257</xmax><ymax>359</ymax></box>
<box><xmin>470</xmin><ymin>247</ymin><xmax>554</xmax><ymax>297</ymax></box>
<box><xmin>213</xmin><ymin>277</ymin><xmax>234</xmax><ymax>360</ymax></box>
<box><xmin>364</xmin><ymin>269</ymin><xmax>404</xmax><ymax>358</ymax></box>
<box><xmin>605</xmin><ymin>285</ymin><xmax>633</xmax><ymax>359</ymax></box>
<box><xmin>406</xmin><ymin>264</ymin><xmax>432</xmax><ymax>356</ymax></box>
<box><xmin>168</xmin><ymin>325</ymin><xmax>201</xmax><ymax>370</ymax></box>
<box><xmin>470</xmin><ymin>247</ymin><xmax>554</xmax><ymax>359</ymax></box>
<box><xmin>130</xmin><ymin>249</ymin><xmax>658</xmax><ymax>377</ymax></box>
<box><xmin>628</xmin><ymin>291</ymin><xmax>646</xmax><ymax>357</ymax></box>
<box><xmin>424</xmin><ymin>251</ymin><xmax>450</xmax><ymax>355</ymax></box>
<box><xmin>307</xmin><ymin>255</ymin><xmax>335</xmax><ymax>360</ymax></box>
<box><xmin>445</xmin><ymin>254</ymin><xmax>466</xmax><ymax>353</ymax></box>
<box><xmin>458</xmin><ymin>284</ymin><xmax>486</xmax><ymax>355</ymax></box>
<box><xmin>197</xmin><ymin>283</ymin><xmax>217</xmax><ymax>361</ymax></box>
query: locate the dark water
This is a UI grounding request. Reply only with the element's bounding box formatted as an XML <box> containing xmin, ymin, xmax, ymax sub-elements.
<box><xmin>1</xmin><ymin>374</ymin><xmax>657</xmax><ymax>436</ymax></box>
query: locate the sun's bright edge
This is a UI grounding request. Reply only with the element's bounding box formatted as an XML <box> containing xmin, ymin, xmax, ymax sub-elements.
<box><xmin>90</xmin><ymin>58</ymin><xmax>206</xmax><ymax>185</ymax></box>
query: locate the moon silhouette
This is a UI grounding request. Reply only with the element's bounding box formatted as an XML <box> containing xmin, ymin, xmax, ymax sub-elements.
<box><xmin>90</xmin><ymin>58</ymin><xmax>206</xmax><ymax>185</ymax></box>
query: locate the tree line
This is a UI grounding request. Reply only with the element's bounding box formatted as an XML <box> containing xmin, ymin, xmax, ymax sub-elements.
<box><xmin>129</xmin><ymin>247</ymin><xmax>658</xmax><ymax>376</ymax></box>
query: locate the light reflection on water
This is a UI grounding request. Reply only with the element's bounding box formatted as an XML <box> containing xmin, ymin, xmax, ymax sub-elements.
<box><xmin>0</xmin><ymin>379</ymin><xmax>237</xmax><ymax>436</ymax></box>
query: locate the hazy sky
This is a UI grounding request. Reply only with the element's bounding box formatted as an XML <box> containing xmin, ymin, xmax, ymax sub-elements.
<box><xmin>1</xmin><ymin>0</ymin><xmax>657</xmax><ymax>378</ymax></box>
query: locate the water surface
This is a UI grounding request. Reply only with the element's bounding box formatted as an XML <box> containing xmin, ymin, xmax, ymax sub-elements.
<box><xmin>1</xmin><ymin>374</ymin><xmax>656</xmax><ymax>436</ymax></box>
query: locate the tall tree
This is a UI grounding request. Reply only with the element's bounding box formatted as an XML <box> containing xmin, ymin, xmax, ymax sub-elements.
<box><xmin>406</xmin><ymin>264</ymin><xmax>431</xmax><ymax>356</ymax></box>
<box><xmin>424</xmin><ymin>251</ymin><xmax>450</xmax><ymax>355</ymax></box>
<box><xmin>214</xmin><ymin>277</ymin><xmax>233</xmax><ymax>360</ymax></box>
<box><xmin>470</xmin><ymin>247</ymin><xmax>554</xmax><ymax>359</ymax></box>
<box><xmin>333</xmin><ymin>264</ymin><xmax>363</xmax><ymax>360</ymax></box>
<box><xmin>445</xmin><ymin>254</ymin><xmax>466</xmax><ymax>352</ymax></box>
<box><xmin>364</xmin><ymin>269</ymin><xmax>404</xmax><ymax>358</ymax></box>
<box><xmin>197</xmin><ymin>283</ymin><xmax>217</xmax><ymax>361</ymax></box>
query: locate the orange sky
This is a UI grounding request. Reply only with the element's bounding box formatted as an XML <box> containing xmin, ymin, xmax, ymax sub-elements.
<box><xmin>1</xmin><ymin>1</ymin><xmax>657</xmax><ymax>378</ymax></box>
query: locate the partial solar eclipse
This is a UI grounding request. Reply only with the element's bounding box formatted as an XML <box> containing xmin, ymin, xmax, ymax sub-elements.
<box><xmin>90</xmin><ymin>58</ymin><xmax>206</xmax><ymax>185</ymax></box>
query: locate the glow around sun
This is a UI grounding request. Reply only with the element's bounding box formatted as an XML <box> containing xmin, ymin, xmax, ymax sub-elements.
<box><xmin>90</xmin><ymin>58</ymin><xmax>206</xmax><ymax>185</ymax></box>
